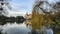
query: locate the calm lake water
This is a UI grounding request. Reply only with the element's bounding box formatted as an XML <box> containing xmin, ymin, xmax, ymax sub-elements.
<box><xmin>0</xmin><ymin>22</ymin><xmax>32</xmax><ymax>34</ymax></box>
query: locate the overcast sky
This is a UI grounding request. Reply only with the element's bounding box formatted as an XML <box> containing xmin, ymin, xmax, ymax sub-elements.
<box><xmin>11</xmin><ymin>0</ymin><xmax>35</xmax><ymax>11</ymax></box>
<box><xmin>8</xmin><ymin>0</ymin><xmax>35</xmax><ymax>17</ymax></box>
<box><xmin>8</xmin><ymin>0</ymin><xmax>60</xmax><ymax>17</ymax></box>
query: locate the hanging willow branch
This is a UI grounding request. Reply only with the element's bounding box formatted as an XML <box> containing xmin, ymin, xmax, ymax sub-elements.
<box><xmin>31</xmin><ymin>0</ymin><xmax>60</xmax><ymax>32</ymax></box>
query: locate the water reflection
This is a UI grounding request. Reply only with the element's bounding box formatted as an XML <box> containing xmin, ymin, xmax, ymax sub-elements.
<box><xmin>0</xmin><ymin>22</ymin><xmax>31</xmax><ymax>34</ymax></box>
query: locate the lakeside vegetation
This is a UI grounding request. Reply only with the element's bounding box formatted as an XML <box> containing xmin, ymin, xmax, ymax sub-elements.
<box><xmin>0</xmin><ymin>15</ymin><xmax>25</xmax><ymax>25</ymax></box>
<box><xmin>30</xmin><ymin>0</ymin><xmax>60</xmax><ymax>34</ymax></box>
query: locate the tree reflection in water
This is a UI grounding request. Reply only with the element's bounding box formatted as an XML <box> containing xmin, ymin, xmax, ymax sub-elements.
<box><xmin>0</xmin><ymin>22</ymin><xmax>31</xmax><ymax>34</ymax></box>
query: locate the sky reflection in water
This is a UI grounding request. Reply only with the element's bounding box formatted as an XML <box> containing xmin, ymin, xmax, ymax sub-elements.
<box><xmin>1</xmin><ymin>22</ymin><xmax>31</xmax><ymax>34</ymax></box>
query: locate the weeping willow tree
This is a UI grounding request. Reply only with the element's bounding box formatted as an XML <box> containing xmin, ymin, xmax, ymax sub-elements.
<box><xmin>51</xmin><ymin>2</ymin><xmax>60</xmax><ymax>26</ymax></box>
<box><xmin>31</xmin><ymin>1</ymin><xmax>50</xmax><ymax>31</ymax></box>
<box><xmin>31</xmin><ymin>7</ymin><xmax>44</xmax><ymax>31</ymax></box>
<box><xmin>31</xmin><ymin>0</ymin><xmax>60</xmax><ymax>33</ymax></box>
<box><xmin>31</xmin><ymin>6</ymin><xmax>52</xmax><ymax>32</ymax></box>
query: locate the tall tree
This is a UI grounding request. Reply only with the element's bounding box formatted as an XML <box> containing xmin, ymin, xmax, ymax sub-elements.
<box><xmin>0</xmin><ymin>0</ymin><xmax>11</xmax><ymax>16</ymax></box>
<box><xmin>31</xmin><ymin>0</ymin><xmax>60</xmax><ymax>33</ymax></box>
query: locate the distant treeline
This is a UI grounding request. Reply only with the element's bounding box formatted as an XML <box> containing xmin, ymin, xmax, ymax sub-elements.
<box><xmin>0</xmin><ymin>15</ymin><xmax>25</xmax><ymax>25</ymax></box>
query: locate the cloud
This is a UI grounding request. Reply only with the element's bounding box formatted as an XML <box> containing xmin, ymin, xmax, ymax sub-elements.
<box><xmin>47</xmin><ymin>0</ymin><xmax>60</xmax><ymax>5</ymax></box>
<box><xmin>10</xmin><ymin>0</ymin><xmax>35</xmax><ymax>12</ymax></box>
<box><xmin>10</xmin><ymin>1</ymin><xmax>30</xmax><ymax>11</ymax></box>
<box><xmin>6</xmin><ymin>0</ymin><xmax>35</xmax><ymax>17</ymax></box>
<box><xmin>10</xmin><ymin>2</ymin><xmax>21</xmax><ymax>10</ymax></box>
<box><xmin>8</xmin><ymin>10</ymin><xmax>26</xmax><ymax>17</ymax></box>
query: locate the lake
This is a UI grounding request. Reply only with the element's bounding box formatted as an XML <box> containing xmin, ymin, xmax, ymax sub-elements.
<box><xmin>0</xmin><ymin>22</ymin><xmax>32</xmax><ymax>34</ymax></box>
